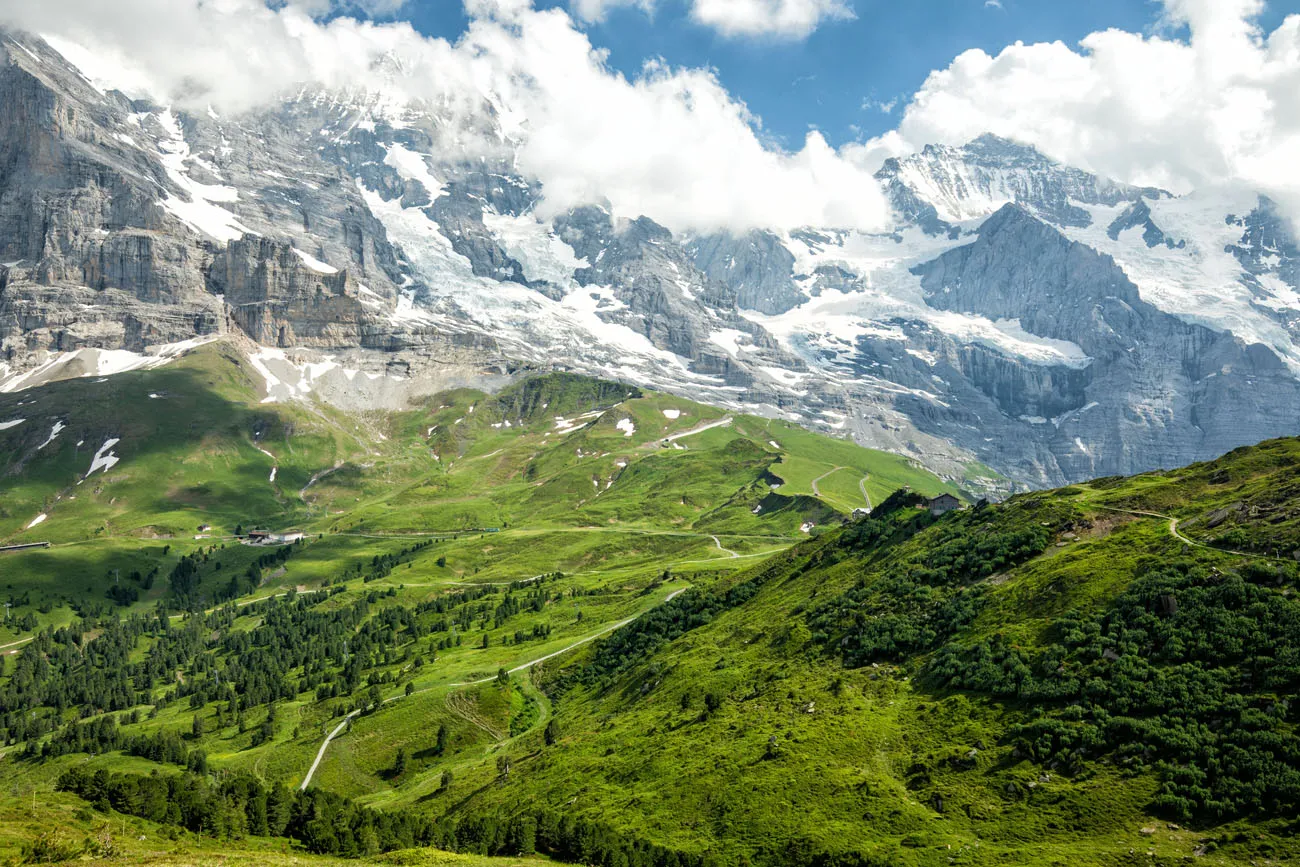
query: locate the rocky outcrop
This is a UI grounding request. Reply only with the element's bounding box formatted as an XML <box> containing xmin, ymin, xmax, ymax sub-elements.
<box><xmin>555</xmin><ymin>207</ymin><xmax>770</xmax><ymax>376</ymax></box>
<box><xmin>914</xmin><ymin>205</ymin><xmax>1300</xmax><ymax>479</ymax></box>
<box><xmin>1106</xmin><ymin>200</ymin><xmax>1182</xmax><ymax>249</ymax></box>
<box><xmin>0</xmin><ymin>29</ymin><xmax>449</xmax><ymax>375</ymax></box>
<box><xmin>686</xmin><ymin>230</ymin><xmax>803</xmax><ymax>315</ymax></box>
<box><xmin>875</xmin><ymin>134</ymin><xmax>1166</xmax><ymax>230</ymax></box>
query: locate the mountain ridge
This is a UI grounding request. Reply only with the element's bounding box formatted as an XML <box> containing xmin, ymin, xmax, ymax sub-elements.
<box><xmin>2</xmin><ymin>28</ymin><xmax>1299</xmax><ymax>493</ymax></box>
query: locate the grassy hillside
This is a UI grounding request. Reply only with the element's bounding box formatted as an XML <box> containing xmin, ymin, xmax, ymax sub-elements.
<box><xmin>0</xmin><ymin>791</ymin><xmax>543</xmax><ymax>866</ymax></box>
<box><xmin>2</xmin><ymin>343</ymin><xmax>1294</xmax><ymax>865</ymax></box>
<box><xmin>0</xmin><ymin>344</ymin><xmax>958</xmax><ymax>634</ymax></box>
<box><xmin>416</xmin><ymin>441</ymin><xmax>1300</xmax><ymax>866</ymax></box>
<box><xmin>0</xmin><ymin>342</ymin><xmax>970</xmax><ymax>863</ymax></box>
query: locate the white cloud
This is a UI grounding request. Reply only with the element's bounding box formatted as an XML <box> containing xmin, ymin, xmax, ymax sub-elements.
<box><xmin>862</xmin><ymin>97</ymin><xmax>897</xmax><ymax>114</ymax></box>
<box><xmin>568</xmin><ymin>0</ymin><xmax>854</xmax><ymax>37</ymax></box>
<box><xmin>689</xmin><ymin>0</ymin><xmax>854</xmax><ymax>39</ymax></box>
<box><xmin>8</xmin><ymin>0</ymin><xmax>1297</xmax><ymax>236</ymax></box>
<box><xmin>569</xmin><ymin>0</ymin><xmax>653</xmax><ymax>24</ymax></box>
<box><xmin>0</xmin><ymin>0</ymin><xmax>889</xmax><ymax>234</ymax></box>
<box><xmin>462</xmin><ymin>5</ymin><xmax>888</xmax><ymax>230</ymax></box>
<box><xmin>847</xmin><ymin>0</ymin><xmax>1300</xmax><ymax>221</ymax></box>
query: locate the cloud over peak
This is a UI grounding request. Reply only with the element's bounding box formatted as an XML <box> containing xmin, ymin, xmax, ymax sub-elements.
<box><xmin>849</xmin><ymin>0</ymin><xmax>1300</xmax><ymax>222</ymax></box>
<box><xmin>4</xmin><ymin>0</ymin><xmax>1300</xmax><ymax>231</ymax></box>
<box><xmin>1</xmin><ymin>0</ymin><xmax>890</xmax><ymax>234</ymax></box>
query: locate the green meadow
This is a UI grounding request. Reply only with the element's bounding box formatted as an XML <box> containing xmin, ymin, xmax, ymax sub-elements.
<box><xmin>0</xmin><ymin>342</ymin><xmax>1294</xmax><ymax>866</ymax></box>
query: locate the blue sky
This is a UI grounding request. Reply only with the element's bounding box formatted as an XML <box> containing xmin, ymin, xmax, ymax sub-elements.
<box><xmin>400</xmin><ymin>0</ymin><xmax>1294</xmax><ymax>150</ymax></box>
<box><xmin>17</xmin><ymin>0</ymin><xmax>1298</xmax><ymax>232</ymax></box>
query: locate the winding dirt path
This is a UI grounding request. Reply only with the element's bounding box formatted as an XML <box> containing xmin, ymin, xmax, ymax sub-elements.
<box><xmin>810</xmin><ymin>467</ymin><xmax>847</xmax><ymax>498</ymax></box>
<box><xmin>1093</xmin><ymin>505</ymin><xmax>1291</xmax><ymax>564</ymax></box>
<box><xmin>858</xmin><ymin>476</ymin><xmax>873</xmax><ymax>510</ymax></box>
<box><xmin>301</xmin><ymin>710</ymin><xmax>360</xmax><ymax>790</ymax></box>
<box><xmin>710</xmin><ymin>535</ymin><xmax>739</xmax><ymax>558</ymax></box>
<box><xmin>298</xmin><ymin>586</ymin><xmax>687</xmax><ymax>789</ymax></box>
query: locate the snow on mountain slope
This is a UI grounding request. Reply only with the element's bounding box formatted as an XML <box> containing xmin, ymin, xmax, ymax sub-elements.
<box><xmin>740</xmin><ymin>226</ymin><xmax>1092</xmax><ymax>378</ymax></box>
<box><xmin>0</xmin><ymin>338</ymin><xmax>222</xmax><ymax>394</ymax></box>
<box><xmin>148</xmin><ymin>107</ymin><xmax>252</xmax><ymax>243</ymax></box>
<box><xmin>875</xmin><ymin>134</ymin><xmax>1166</xmax><ymax>230</ymax></box>
<box><xmin>1061</xmin><ymin>190</ymin><xmax>1300</xmax><ymax>374</ymax></box>
<box><xmin>6</xmin><ymin>30</ymin><xmax>1300</xmax><ymax>493</ymax></box>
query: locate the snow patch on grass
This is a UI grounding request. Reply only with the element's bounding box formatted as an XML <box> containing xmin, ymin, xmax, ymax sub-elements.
<box><xmin>0</xmin><ymin>337</ymin><xmax>220</xmax><ymax>393</ymax></box>
<box><xmin>86</xmin><ymin>438</ymin><xmax>121</xmax><ymax>477</ymax></box>
<box><xmin>37</xmin><ymin>421</ymin><xmax>66</xmax><ymax>450</ymax></box>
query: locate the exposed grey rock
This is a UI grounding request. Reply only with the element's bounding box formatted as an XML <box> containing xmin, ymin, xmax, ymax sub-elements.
<box><xmin>686</xmin><ymin>230</ymin><xmax>803</xmax><ymax>314</ymax></box>
<box><xmin>914</xmin><ymin>205</ymin><xmax>1300</xmax><ymax>479</ymax></box>
<box><xmin>5</xmin><ymin>30</ymin><xmax>1300</xmax><ymax>498</ymax></box>
<box><xmin>875</xmin><ymin>133</ymin><xmax>1166</xmax><ymax>231</ymax></box>
<box><xmin>1106</xmin><ymin>199</ymin><xmax>1183</xmax><ymax>249</ymax></box>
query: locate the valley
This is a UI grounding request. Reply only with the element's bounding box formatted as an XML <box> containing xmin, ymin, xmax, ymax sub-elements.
<box><xmin>0</xmin><ymin>9</ymin><xmax>1297</xmax><ymax>866</ymax></box>
<box><xmin>0</xmin><ymin>343</ymin><xmax>1295</xmax><ymax>865</ymax></box>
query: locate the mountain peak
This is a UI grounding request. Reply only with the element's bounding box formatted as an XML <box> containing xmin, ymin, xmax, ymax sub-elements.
<box><xmin>878</xmin><ymin>133</ymin><xmax>1166</xmax><ymax>229</ymax></box>
<box><xmin>963</xmin><ymin>132</ymin><xmax>1049</xmax><ymax>164</ymax></box>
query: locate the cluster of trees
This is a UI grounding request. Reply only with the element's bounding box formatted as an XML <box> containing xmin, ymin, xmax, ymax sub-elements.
<box><xmin>102</xmin><ymin>566</ymin><xmax>162</xmax><ymax>606</ymax></box>
<box><xmin>0</xmin><ymin>612</ymin><xmax>183</xmax><ymax>723</ymax></box>
<box><xmin>52</xmin><ymin>764</ymin><xmax>890</xmax><ymax>866</ymax></box>
<box><xmin>1</xmin><ymin>609</ymin><xmax>39</xmax><ymax>633</ymax></box>
<box><xmin>807</xmin><ymin>506</ymin><xmax>1053</xmax><ymax>666</ymax></box>
<box><xmin>564</xmin><ymin>569</ymin><xmax>771</xmax><ymax>693</ymax></box>
<box><xmin>56</xmin><ymin>768</ymin><xmax>437</xmax><ymax>856</ymax></box>
<box><xmin>0</xmin><ymin>561</ymin><xmax>563</xmax><ymax>757</ymax></box>
<box><xmin>32</xmin><ymin>713</ymin><xmax>208</xmax><ymax>773</ymax></box>
<box><xmin>360</xmin><ymin>540</ymin><xmax>437</xmax><ymax>584</ymax></box>
<box><xmin>928</xmin><ymin>559</ymin><xmax>1300</xmax><ymax>823</ymax></box>
<box><xmin>169</xmin><ymin>542</ymin><xmax>303</xmax><ymax>608</ymax></box>
<box><xmin>444</xmin><ymin>807</ymin><xmax>883</xmax><ymax>867</ymax></box>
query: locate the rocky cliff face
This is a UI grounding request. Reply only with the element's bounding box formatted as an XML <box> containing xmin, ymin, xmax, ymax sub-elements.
<box><xmin>914</xmin><ymin>205</ymin><xmax>1300</xmax><ymax>479</ymax></box>
<box><xmin>0</xmin><ymin>30</ymin><xmax>503</xmax><ymax>396</ymax></box>
<box><xmin>4</xmin><ymin>30</ymin><xmax>1300</xmax><ymax>493</ymax></box>
<box><xmin>685</xmin><ymin>230</ymin><xmax>803</xmax><ymax>315</ymax></box>
<box><xmin>874</xmin><ymin>134</ymin><xmax>1167</xmax><ymax>229</ymax></box>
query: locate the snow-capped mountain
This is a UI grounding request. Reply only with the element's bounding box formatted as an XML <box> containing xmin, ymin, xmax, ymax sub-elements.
<box><xmin>3</xmin><ymin>29</ymin><xmax>1299</xmax><ymax>491</ymax></box>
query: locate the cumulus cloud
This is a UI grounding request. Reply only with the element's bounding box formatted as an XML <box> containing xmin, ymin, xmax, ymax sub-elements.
<box><xmin>459</xmin><ymin>4</ymin><xmax>888</xmax><ymax>229</ymax></box>
<box><xmin>6</xmin><ymin>0</ymin><xmax>1297</xmax><ymax>233</ymax></box>
<box><xmin>0</xmin><ymin>0</ymin><xmax>890</xmax><ymax>233</ymax></box>
<box><xmin>847</xmin><ymin>0</ymin><xmax>1300</xmax><ymax>219</ymax></box>
<box><xmin>569</xmin><ymin>0</ymin><xmax>854</xmax><ymax>37</ymax></box>
<box><xmin>689</xmin><ymin>0</ymin><xmax>854</xmax><ymax>39</ymax></box>
<box><xmin>11</xmin><ymin>0</ymin><xmax>466</xmax><ymax>113</ymax></box>
<box><xmin>568</xmin><ymin>0</ymin><xmax>653</xmax><ymax>25</ymax></box>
